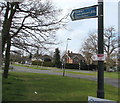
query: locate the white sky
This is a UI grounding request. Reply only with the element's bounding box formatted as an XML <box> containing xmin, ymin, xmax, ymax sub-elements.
<box><xmin>51</xmin><ymin>0</ymin><xmax>119</xmax><ymax>54</ymax></box>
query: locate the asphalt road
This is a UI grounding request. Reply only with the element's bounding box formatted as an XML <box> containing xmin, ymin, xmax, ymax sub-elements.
<box><xmin>12</xmin><ymin>65</ymin><xmax>119</xmax><ymax>88</ymax></box>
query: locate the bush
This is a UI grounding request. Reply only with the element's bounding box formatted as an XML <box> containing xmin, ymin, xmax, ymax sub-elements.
<box><xmin>42</xmin><ymin>62</ymin><xmax>55</xmax><ymax>67</ymax></box>
<box><xmin>32</xmin><ymin>61</ymin><xmax>98</xmax><ymax>71</ymax></box>
<box><xmin>64</xmin><ymin>63</ymin><xmax>79</xmax><ymax>70</ymax></box>
<box><xmin>88</xmin><ymin>64</ymin><xmax>97</xmax><ymax>71</ymax></box>
<box><xmin>80</xmin><ymin>65</ymin><xmax>88</xmax><ymax>70</ymax></box>
<box><xmin>62</xmin><ymin>63</ymin><xmax>98</xmax><ymax>71</ymax></box>
<box><xmin>32</xmin><ymin>61</ymin><xmax>55</xmax><ymax>67</ymax></box>
<box><xmin>32</xmin><ymin>61</ymin><xmax>42</xmax><ymax>65</ymax></box>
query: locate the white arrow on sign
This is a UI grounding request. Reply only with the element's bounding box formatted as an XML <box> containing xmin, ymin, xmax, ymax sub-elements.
<box><xmin>70</xmin><ymin>10</ymin><xmax>75</xmax><ymax>21</ymax></box>
<box><xmin>70</xmin><ymin>5</ymin><xmax>97</xmax><ymax>21</ymax></box>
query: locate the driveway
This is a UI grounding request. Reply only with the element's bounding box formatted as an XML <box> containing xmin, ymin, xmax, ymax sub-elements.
<box><xmin>12</xmin><ymin>65</ymin><xmax>119</xmax><ymax>88</ymax></box>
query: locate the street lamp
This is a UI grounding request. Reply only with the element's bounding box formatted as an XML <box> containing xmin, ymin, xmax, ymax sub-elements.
<box><xmin>66</xmin><ymin>38</ymin><xmax>71</xmax><ymax>52</ymax></box>
<box><xmin>63</xmin><ymin>38</ymin><xmax>71</xmax><ymax>76</ymax></box>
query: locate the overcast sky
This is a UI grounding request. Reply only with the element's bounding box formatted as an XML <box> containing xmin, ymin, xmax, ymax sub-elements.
<box><xmin>51</xmin><ymin>0</ymin><xmax>119</xmax><ymax>54</ymax></box>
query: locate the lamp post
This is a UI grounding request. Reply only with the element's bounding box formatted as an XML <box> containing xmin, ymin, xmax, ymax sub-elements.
<box><xmin>63</xmin><ymin>38</ymin><xmax>71</xmax><ymax>76</ymax></box>
<box><xmin>66</xmin><ymin>38</ymin><xmax>71</xmax><ymax>52</ymax></box>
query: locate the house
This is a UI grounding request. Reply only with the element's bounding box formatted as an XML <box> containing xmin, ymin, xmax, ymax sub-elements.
<box><xmin>62</xmin><ymin>50</ymin><xmax>85</xmax><ymax>64</ymax></box>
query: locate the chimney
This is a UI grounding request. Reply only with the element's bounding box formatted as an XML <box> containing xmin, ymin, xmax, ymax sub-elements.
<box><xmin>68</xmin><ymin>50</ymin><xmax>70</xmax><ymax>53</ymax></box>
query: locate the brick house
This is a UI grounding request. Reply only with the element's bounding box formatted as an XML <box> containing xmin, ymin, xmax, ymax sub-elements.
<box><xmin>62</xmin><ymin>51</ymin><xmax>85</xmax><ymax>64</ymax></box>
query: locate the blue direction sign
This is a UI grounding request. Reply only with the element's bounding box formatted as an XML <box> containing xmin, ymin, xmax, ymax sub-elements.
<box><xmin>70</xmin><ymin>5</ymin><xmax>98</xmax><ymax>21</ymax></box>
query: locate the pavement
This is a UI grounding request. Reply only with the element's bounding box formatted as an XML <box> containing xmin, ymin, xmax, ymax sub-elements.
<box><xmin>11</xmin><ymin>65</ymin><xmax>119</xmax><ymax>88</ymax></box>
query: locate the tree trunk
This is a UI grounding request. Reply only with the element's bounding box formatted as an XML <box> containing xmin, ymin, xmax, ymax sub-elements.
<box><xmin>3</xmin><ymin>38</ymin><xmax>11</xmax><ymax>78</ymax></box>
<box><xmin>2</xmin><ymin>3</ymin><xmax>10</xmax><ymax>54</ymax></box>
<box><xmin>2</xmin><ymin>3</ymin><xmax>17</xmax><ymax>78</ymax></box>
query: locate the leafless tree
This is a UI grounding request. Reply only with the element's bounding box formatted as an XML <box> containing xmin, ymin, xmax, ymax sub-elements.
<box><xmin>80</xmin><ymin>27</ymin><xmax>118</xmax><ymax>71</ymax></box>
<box><xmin>104</xmin><ymin>27</ymin><xmax>118</xmax><ymax>71</ymax></box>
<box><xmin>1</xmin><ymin>0</ymin><xmax>67</xmax><ymax>78</ymax></box>
<box><xmin>80</xmin><ymin>32</ymin><xmax>98</xmax><ymax>65</ymax></box>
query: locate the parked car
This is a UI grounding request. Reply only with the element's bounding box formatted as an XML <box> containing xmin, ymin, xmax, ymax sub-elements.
<box><xmin>108</xmin><ymin>68</ymin><xmax>115</xmax><ymax>72</ymax></box>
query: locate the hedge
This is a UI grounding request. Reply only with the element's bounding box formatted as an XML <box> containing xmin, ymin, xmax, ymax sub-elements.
<box><xmin>32</xmin><ymin>61</ymin><xmax>55</xmax><ymax>67</ymax></box>
<box><xmin>32</xmin><ymin>61</ymin><xmax>99</xmax><ymax>71</ymax></box>
<box><xmin>63</xmin><ymin>63</ymin><xmax>97</xmax><ymax>71</ymax></box>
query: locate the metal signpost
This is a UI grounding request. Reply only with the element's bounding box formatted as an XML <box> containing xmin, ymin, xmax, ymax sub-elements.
<box><xmin>97</xmin><ymin>0</ymin><xmax>104</xmax><ymax>98</ymax></box>
<box><xmin>70</xmin><ymin>5</ymin><xmax>97</xmax><ymax>21</ymax></box>
<box><xmin>70</xmin><ymin>0</ymin><xmax>104</xmax><ymax>99</ymax></box>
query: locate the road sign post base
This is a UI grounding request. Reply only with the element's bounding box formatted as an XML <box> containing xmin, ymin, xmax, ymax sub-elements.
<box><xmin>97</xmin><ymin>90</ymin><xmax>104</xmax><ymax>99</ymax></box>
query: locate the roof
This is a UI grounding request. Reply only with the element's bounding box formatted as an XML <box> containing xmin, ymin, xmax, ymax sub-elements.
<box><xmin>68</xmin><ymin>53</ymin><xmax>84</xmax><ymax>60</ymax></box>
<box><xmin>62</xmin><ymin>51</ymin><xmax>85</xmax><ymax>60</ymax></box>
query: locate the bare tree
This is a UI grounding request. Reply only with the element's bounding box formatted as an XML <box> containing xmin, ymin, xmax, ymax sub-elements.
<box><xmin>80</xmin><ymin>32</ymin><xmax>98</xmax><ymax>65</ymax></box>
<box><xmin>80</xmin><ymin>27</ymin><xmax>118</xmax><ymax>70</ymax></box>
<box><xmin>104</xmin><ymin>27</ymin><xmax>118</xmax><ymax>71</ymax></box>
<box><xmin>1</xmin><ymin>0</ymin><xmax>66</xmax><ymax>78</ymax></box>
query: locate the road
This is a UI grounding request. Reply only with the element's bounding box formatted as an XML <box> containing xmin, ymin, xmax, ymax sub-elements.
<box><xmin>12</xmin><ymin>65</ymin><xmax>119</xmax><ymax>88</ymax></box>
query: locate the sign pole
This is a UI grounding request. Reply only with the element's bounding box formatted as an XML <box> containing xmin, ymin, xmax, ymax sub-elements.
<box><xmin>70</xmin><ymin>1</ymin><xmax>104</xmax><ymax>99</ymax></box>
<box><xmin>97</xmin><ymin>0</ymin><xmax>104</xmax><ymax>98</ymax></box>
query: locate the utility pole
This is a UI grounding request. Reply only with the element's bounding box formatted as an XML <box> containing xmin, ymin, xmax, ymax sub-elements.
<box><xmin>97</xmin><ymin>0</ymin><xmax>104</xmax><ymax>98</ymax></box>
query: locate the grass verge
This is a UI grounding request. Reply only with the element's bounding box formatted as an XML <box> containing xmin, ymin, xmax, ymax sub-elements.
<box><xmin>54</xmin><ymin>70</ymin><xmax>119</xmax><ymax>79</ymax></box>
<box><xmin>12</xmin><ymin>64</ymin><xmax>119</xmax><ymax>79</ymax></box>
<box><xmin>13</xmin><ymin>64</ymin><xmax>49</xmax><ymax>70</ymax></box>
<box><xmin>3</xmin><ymin>71</ymin><xmax>118</xmax><ymax>101</ymax></box>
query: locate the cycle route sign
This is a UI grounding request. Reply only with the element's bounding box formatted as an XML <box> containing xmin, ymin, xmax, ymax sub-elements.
<box><xmin>70</xmin><ymin>5</ymin><xmax>98</xmax><ymax>21</ymax></box>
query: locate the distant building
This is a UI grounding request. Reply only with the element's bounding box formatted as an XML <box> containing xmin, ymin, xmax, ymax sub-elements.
<box><xmin>62</xmin><ymin>50</ymin><xmax>85</xmax><ymax>64</ymax></box>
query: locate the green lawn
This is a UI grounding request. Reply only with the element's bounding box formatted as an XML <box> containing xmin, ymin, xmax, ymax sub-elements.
<box><xmin>54</xmin><ymin>70</ymin><xmax>119</xmax><ymax>79</ymax></box>
<box><xmin>13</xmin><ymin>64</ymin><xmax>50</xmax><ymax>70</ymax></box>
<box><xmin>13</xmin><ymin>64</ymin><xmax>119</xmax><ymax>79</ymax></box>
<box><xmin>104</xmin><ymin>72</ymin><xmax>119</xmax><ymax>79</ymax></box>
<box><xmin>68</xmin><ymin>71</ymin><xmax>119</xmax><ymax>79</ymax></box>
<box><xmin>3</xmin><ymin>71</ymin><xmax>118</xmax><ymax>101</ymax></box>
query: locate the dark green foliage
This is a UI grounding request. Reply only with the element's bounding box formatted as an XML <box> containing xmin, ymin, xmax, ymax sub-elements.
<box><xmin>65</xmin><ymin>63</ymin><xmax>79</xmax><ymax>69</ymax></box>
<box><xmin>32</xmin><ymin>61</ymin><xmax>41</xmax><ymax>65</ymax></box>
<box><xmin>53</xmin><ymin>48</ymin><xmax>61</xmax><ymax>68</ymax></box>
<box><xmin>32</xmin><ymin>61</ymin><xmax>54</xmax><ymax>67</ymax></box>
<box><xmin>64</xmin><ymin>63</ymin><xmax>97</xmax><ymax>71</ymax></box>
<box><xmin>43</xmin><ymin>62</ymin><xmax>55</xmax><ymax>67</ymax></box>
<box><xmin>87</xmin><ymin>64</ymin><xmax>97</xmax><ymax>71</ymax></box>
<box><xmin>44</xmin><ymin>58</ymin><xmax>51</xmax><ymax>62</ymax></box>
